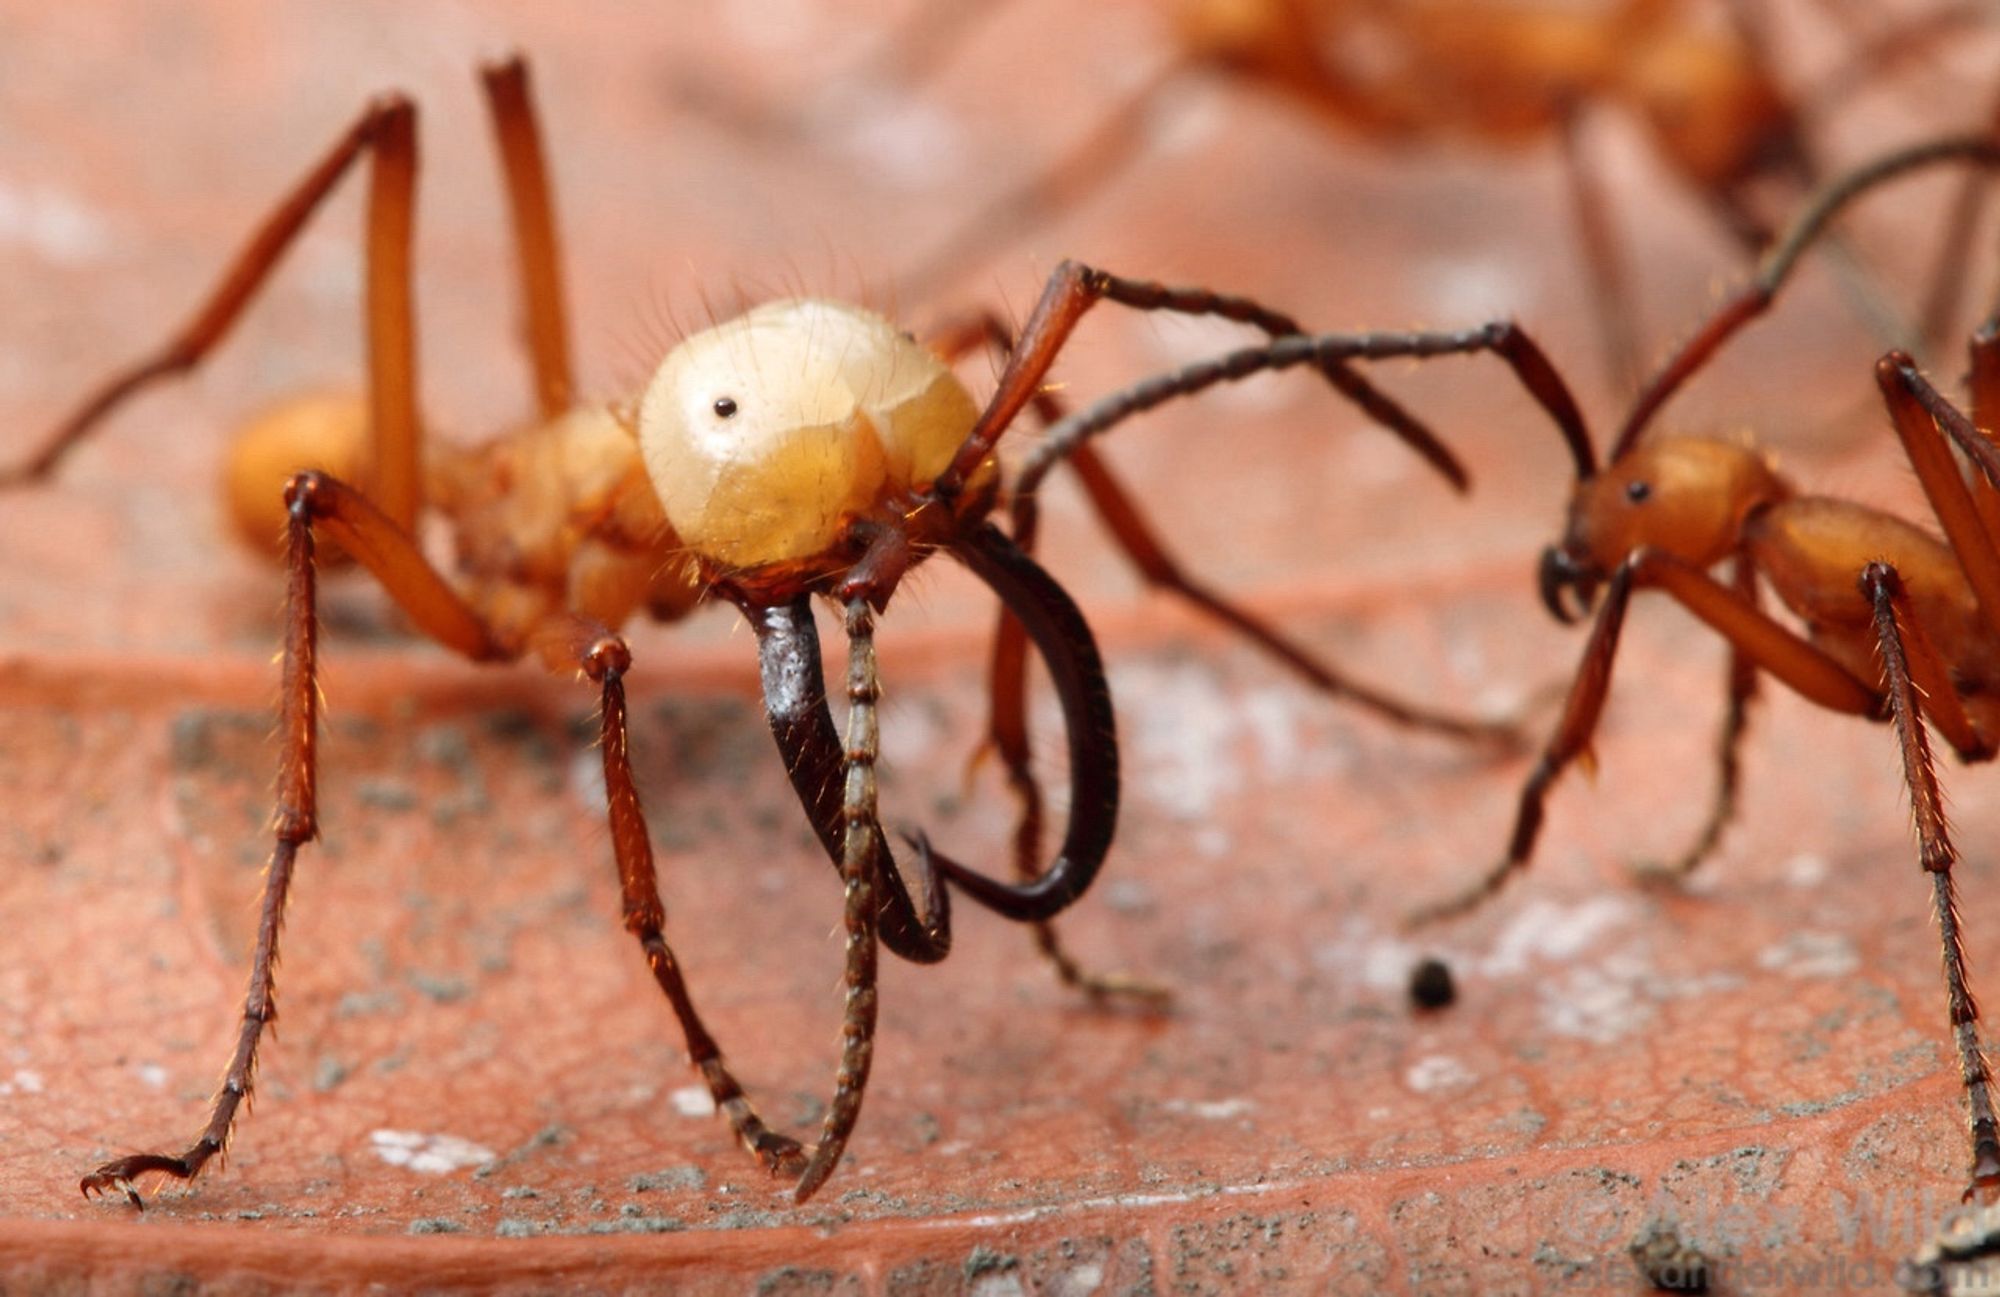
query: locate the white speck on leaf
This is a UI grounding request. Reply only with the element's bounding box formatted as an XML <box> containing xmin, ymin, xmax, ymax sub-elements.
<box><xmin>671</xmin><ymin>1085</ymin><xmax>717</xmax><ymax>1118</ymax></box>
<box><xmin>1757</xmin><ymin>931</ymin><xmax>1858</xmax><ymax>979</ymax></box>
<box><xmin>1405</xmin><ymin>1055</ymin><xmax>1476</xmax><ymax>1093</ymax></box>
<box><xmin>369</xmin><ymin>1129</ymin><xmax>495</xmax><ymax>1175</ymax></box>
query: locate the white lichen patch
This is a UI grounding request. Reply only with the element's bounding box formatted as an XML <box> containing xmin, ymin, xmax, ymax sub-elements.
<box><xmin>1048</xmin><ymin>1261</ymin><xmax>1106</xmax><ymax>1297</ymax></box>
<box><xmin>0</xmin><ymin>180</ymin><xmax>111</xmax><ymax>264</ymax></box>
<box><xmin>1312</xmin><ymin>917</ymin><xmax>1434</xmax><ymax>994</ymax></box>
<box><xmin>1480</xmin><ymin>895</ymin><xmax>1635</xmax><ymax>977</ymax></box>
<box><xmin>1756</xmin><ymin>931</ymin><xmax>1858</xmax><ymax>979</ymax></box>
<box><xmin>1539</xmin><ymin>958</ymin><xmax>1656</xmax><ymax>1044</ymax></box>
<box><xmin>0</xmin><ymin>1069</ymin><xmax>43</xmax><ymax>1096</ymax></box>
<box><xmin>670</xmin><ymin>1084</ymin><xmax>717</xmax><ymax>1118</ymax></box>
<box><xmin>1162</xmin><ymin>1097</ymin><xmax>1255</xmax><ymax>1120</ymax></box>
<box><xmin>1114</xmin><ymin>660</ymin><xmax>1247</xmax><ymax>819</ymax></box>
<box><xmin>1114</xmin><ymin>661</ymin><xmax>1351</xmax><ymax>823</ymax></box>
<box><xmin>1783</xmin><ymin>852</ymin><xmax>1830</xmax><ymax>888</ymax></box>
<box><xmin>1535</xmin><ymin>952</ymin><xmax>1741</xmax><ymax>1044</ymax></box>
<box><xmin>368</xmin><ymin>1129</ymin><xmax>495</xmax><ymax>1175</ymax></box>
<box><xmin>1404</xmin><ymin>1054</ymin><xmax>1476</xmax><ymax>1093</ymax></box>
<box><xmin>135</xmin><ymin>1063</ymin><xmax>169</xmax><ymax>1090</ymax></box>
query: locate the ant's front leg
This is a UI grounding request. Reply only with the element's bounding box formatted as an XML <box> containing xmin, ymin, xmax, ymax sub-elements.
<box><xmin>528</xmin><ymin>610</ymin><xmax>812</xmax><ymax>1185</ymax></box>
<box><xmin>936</xmin><ymin>260</ymin><xmax>1494</xmax><ymax>495</ymax></box>
<box><xmin>791</xmin><ymin>595</ymin><xmax>889</xmax><ymax>1202</ymax></box>
<box><xmin>1406</xmin><ymin>546</ymin><xmax>1876</xmax><ymax>928</ymax></box>
<box><xmin>79</xmin><ymin>483</ymin><xmax>328</xmax><ymax>1206</ymax></box>
<box><xmin>80</xmin><ymin>470</ymin><xmax>497</xmax><ymax>1207</ymax></box>
<box><xmin>1403</xmin><ymin>556</ymin><xmax>1643</xmax><ymax>929</ymax></box>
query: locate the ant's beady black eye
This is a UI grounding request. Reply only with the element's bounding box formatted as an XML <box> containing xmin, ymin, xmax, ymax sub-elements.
<box><xmin>712</xmin><ymin>396</ymin><xmax>739</xmax><ymax>419</ymax></box>
<box><xmin>1625</xmin><ymin>479</ymin><xmax>1652</xmax><ymax>504</ymax></box>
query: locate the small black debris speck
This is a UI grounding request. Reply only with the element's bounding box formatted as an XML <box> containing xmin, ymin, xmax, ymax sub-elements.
<box><xmin>1409</xmin><ymin>956</ymin><xmax>1456</xmax><ymax>1010</ymax></box>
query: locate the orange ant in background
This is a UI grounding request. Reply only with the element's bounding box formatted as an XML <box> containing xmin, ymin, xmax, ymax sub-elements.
<box><xmin>3</xmin><ymin>54</ymin><xmax>1581</xmax><ymax>1208</ymax></box>
<box><xmin>687</xmin><ymin>0</ymin><xmax>1973</xmax><ymax>390</ymax></box>
<box><xmin>1376</xmin><ymin>134</ymin><xmax>2000</xmax><ymax>1203</ymax></box>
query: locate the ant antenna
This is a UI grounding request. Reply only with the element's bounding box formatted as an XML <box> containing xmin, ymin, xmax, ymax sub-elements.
<box><xmin>1611</xmin><ymin>134</ymin><xmax>2000</xmax><ymax>466</ymax></box>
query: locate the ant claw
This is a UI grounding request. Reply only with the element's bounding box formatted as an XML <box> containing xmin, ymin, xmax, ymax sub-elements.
<box><xmin>1627</xmin><ymin>858</ymin><xmax>1695</xmax><ymax>889</ymax></box>
<box><xmin>753</xmin><ymin>1134</ymin><xmax>809</xmax><ymax>1179</ymax></box>
<box><xmin>79</xmin><ymin>1168</ymin><xmax>145</xmax><ymax>1210</ymax></box>
<box><xmin>1076</xmin><ymin>972</ymin><xmax>1174</xmax><ymax>1012</ymax></box>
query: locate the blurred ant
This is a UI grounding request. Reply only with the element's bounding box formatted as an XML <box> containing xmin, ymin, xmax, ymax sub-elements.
<box><xmin>6</xmin><ymin>55</ymin><xmax>1577</xmax><ymax>1206</ymax></box>
<box><xmin>682</xmin><ymin>0</ymin><xmax>1967</xmax><ymax>388</ymax></box>
<box><xmin>1373</xmin><ymin>133</ymin><xmax>2000</xmax><ymax>1202</ymax></box>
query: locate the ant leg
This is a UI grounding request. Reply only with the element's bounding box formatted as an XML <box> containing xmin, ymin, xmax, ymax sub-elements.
<box><xmin>1968</xmin><ymin>319</ymin><xmax>2000</xmax><ymax>546</ymax></box>
<box><xmin>1877</xmin><ymin>355</ymin><xmax>2000</xmax><ymax>650</ymax></box>
<box><xmin>788</xmin><ymin>598</ymin><xmax>889</xmax><ymax>1202</ymax></box>
<box><xmin>78</xmin><ymin>485</ymin><xmax>329</xmax><ymax>1207</ymax></box>
<box><xmin>1404</xmin><ymin>559</ymin><xmax>1641</xmax><ymax>928</ymax></box>
<box><xmin>528</xmin><ymin>611</ymin><xmax>812</xmax><ymax>1184</ymax></box>
<box><xmin>936</xmin><ymin>261</ymin><xmax>1552</xmax><ymax>495</ymax></box>
<box><xmin>1613</xmin><ymin>135</ymin><xmax>2000</xmax><ymax>463</ymax></box>
<box><xmin>479</xmin><ymin>54</ymin><xmax>573</xmax><ymax>419</ymax></box>
<box><xmin>1011</xmin><ymin>321</ymin><xmax>1594</xmax><ymax>503</ymax></box>
<box><xmin>1058</xmin><ymin>442</ymin><xmax>1517</xmax><ymax>744</ymax></box>
<box><xmin>78</xmin><ymin>469</ymin><xmax>497</xmax><ymax>1207</ymax></box>
<box><xmin>1635</xmin><ymin>556</ymin><xmax>1760</xmax><ymax>883</ymax></box>
<box><xmin>4</xmin><ymin>96</ymin><xmax>424</xmax><ymax>531</ymax></box>
<box><xmin>981</xmin><ymin>580</ymin><xmax>1165</xmax><ymax>1006</ymax></box>
<box><xmin>1861</xmin><ymin>563</ymin><xmax>2000</xmax><ymax>1200</ymax></box>
<box><xmin>1407</xmin><ymin>547</ymin><xmax>1877</xmax><ymax>927</ymax></box>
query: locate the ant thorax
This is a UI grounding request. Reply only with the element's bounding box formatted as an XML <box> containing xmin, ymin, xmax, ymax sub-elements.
<box><xmin>429</xmin><ymin>405</ymin><xmax>698</xmax><ymax>640</ymax></box>
<box><xmin>635</xmin><ymin>299</ymin><xmax>980</xmax><ymax>574</ymax></box>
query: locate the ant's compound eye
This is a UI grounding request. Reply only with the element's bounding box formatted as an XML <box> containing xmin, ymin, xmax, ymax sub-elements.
<box><xmin>1625</xmin><ymin>480</ymin><xmax>1653</xmax><ymax>504</ymax></box>
<box><xmin>713</xmin><ymin>396</ymin><xmax>739</xmax><ymax>419</ymax></box>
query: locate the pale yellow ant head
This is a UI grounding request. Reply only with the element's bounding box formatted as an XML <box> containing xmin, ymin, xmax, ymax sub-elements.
<box><xmin>635</xmin><ymin>300</ymin><xmax>980</xmax><ymax>573</ymax></box>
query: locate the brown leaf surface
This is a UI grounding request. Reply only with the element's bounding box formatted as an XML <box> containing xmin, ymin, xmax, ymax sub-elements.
<box><xmin>2</xmin><ymin>2</ymin><xmax>1996</xmax><ymax>1292</ymax></box>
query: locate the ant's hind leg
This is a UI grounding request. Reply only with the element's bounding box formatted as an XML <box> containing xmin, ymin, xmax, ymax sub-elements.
<box><xmin>983</xmin><ymin>605</ymin><xmax>1170</xmax><ymax>1009</ymax></box>
<box><xmin>479</xmin><ymin>54</ymin><xmax>573</xmax><ymax>420</ymax></box>
<box><xmin>1861</xmin><ymin>562</ymin><xmax>2000</xmax><ymax>1199</ymax></box>
<box><xmin>1059</xmin><ymin>442</ymin><xmax>1517</xmax><ymax>747</ymax></box>
<box><xmin>5</xmin><ymin>95</ymin><xmax>424</xmax><ymax>536</ymax></box>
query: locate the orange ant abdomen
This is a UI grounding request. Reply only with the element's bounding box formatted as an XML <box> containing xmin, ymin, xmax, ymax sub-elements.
<box><xmin>1748</xmin><ymin>497</ymin><xmax>1996</xmax><ymax>686</ymax></box>
<box><xmin>223</xmin><ymin>391</ymin><xmax>374</xmax><ymax>559</ymax></box>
